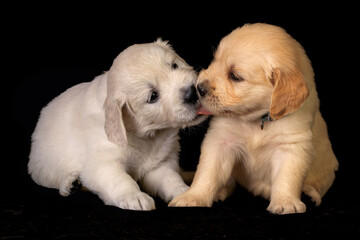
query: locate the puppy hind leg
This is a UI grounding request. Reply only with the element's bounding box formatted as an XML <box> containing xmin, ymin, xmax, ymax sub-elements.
<box><xmin>304</xmin><ymin>111</ymin><xmax>338</xmax><ymax>206</ymax></box>
<box><xmin>303</xmin><ymin>184</ymin><xmax>321</xmax><ymax>206</ymax></box>
<box><xmin>59</xmin><ymin>171</ymin><xmax>81</xmax><ymax>196</ymax></box>
<box><xmin>216</xmin><ymin>176</ymin><xmax>236</xmax><ymax>202</ymax></box>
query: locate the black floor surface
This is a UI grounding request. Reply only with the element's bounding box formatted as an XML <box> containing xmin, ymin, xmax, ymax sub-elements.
<box><xmin>3</xmin><ymin>140</ymin><xmax>360</xmax><ymax>239</ymax></box>
<box><xmin>2</xmin><ymin>177</ymin><xmax>359</xmax><ymax>239</ymax></box>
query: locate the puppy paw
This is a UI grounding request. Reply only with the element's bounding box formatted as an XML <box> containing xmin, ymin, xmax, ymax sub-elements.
<box><xmin>303</xmin><ymin>184</ymin><xmax>322</xmax><ymax>206</ymax></box>
<box><xmin>267</xmin><ymin>197</ymin><xmax>306</xmax><ymax>214</ymax></box>
<box><xmin>162</xmin><ymin>184</ymin><xmax>189</xmax><ymax>202</ymax></box>
<box><xmin>215</xmin><ymin>185</ymin><xmax>235</xmax><ymax>202</ymax></box>
<box><xmin>168</xmin><ymin>191</ymin><xmax>212</xmax><ymax>207</ymax></box>
<box><xmin>115</xmin><ymin>192</ymin><xmax>155</xmax><ymax>211</ymax></box>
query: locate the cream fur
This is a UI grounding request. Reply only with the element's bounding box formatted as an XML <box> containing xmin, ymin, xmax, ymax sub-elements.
<box><xmin>169</xmin><ymin>23</ymin><xmax>338</xmax><ymax>214</ymax></box>
<box><xmin>28</xmin><ymin>39</ymin><xmax>206</xmax><ymax>211</ymax></box>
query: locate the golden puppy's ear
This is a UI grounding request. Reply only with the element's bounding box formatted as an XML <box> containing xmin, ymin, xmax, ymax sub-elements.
<box><xmin>104</xmin><ymin>96</ymin><xmax>128</xmax><ymax>145</ymax></box>
<box><xmin>270</xmin><ymin>68</ymin><xmax>309</xmax><ymax>120</ymax></box>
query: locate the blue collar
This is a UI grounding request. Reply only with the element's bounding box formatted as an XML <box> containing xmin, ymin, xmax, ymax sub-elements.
<box><xmin>261</xmin><ymin>113</ymin><xmax>272</xmax><ymax>130</ymax></box>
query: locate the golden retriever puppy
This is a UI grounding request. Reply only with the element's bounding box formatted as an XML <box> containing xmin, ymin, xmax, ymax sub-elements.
<box><xmin>169</xmin><ymin>23</ymin><xmax>338</xmax><ymax>214</ymax></box>
<box><xmin>28</xmin><ymin>39</ymin><xmax>206</xmax><ymax>211</ymax></box>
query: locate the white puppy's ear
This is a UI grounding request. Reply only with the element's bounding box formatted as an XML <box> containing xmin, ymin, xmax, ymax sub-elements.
<box><xmin>104</xmin><ymin>95</ymin><xmax>128</xmax><ymax>145</ymax></box>
<box><xmin>155</xmin><ymin>38</ymin><xmax>171</xmax><ymax>48</ymax></box>
<box><xmin>269</xmin><ymin>67</ymin><xmax>309</xmax><ymax>120</ymax></box>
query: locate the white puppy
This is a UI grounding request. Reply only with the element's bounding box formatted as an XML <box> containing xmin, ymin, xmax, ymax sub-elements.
<box><xmin>170</xmin><ymin>24</ymin><xmax>339</xmax><ymax>214</ymax></box>
<box><xmin>28</xmin><ymin>39</ymin><xmax>206</xmax><ymax>211</ymax></box>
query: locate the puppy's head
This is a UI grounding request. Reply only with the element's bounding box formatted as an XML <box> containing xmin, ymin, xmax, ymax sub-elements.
<box><xmin>197</xmin><ymin>23</ymin><xmax>310</xmax><ymax>121</ymax></box>
<box><xmin>104</xmin><ymin>39</ymin><xmax>206</xmax><ymax>145</ymax></box>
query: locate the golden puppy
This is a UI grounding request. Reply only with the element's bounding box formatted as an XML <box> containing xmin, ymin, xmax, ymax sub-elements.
<box><xmin>169</xmin><ymin>23</ymin><xmax>338</xmax><ymax>214</ymax></box>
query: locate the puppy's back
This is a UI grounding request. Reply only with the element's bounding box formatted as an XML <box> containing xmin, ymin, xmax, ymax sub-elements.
<box><xmin>28</xmin><ymin>74</ymin><xmax>107</xmax><ymax>192</ymax></box>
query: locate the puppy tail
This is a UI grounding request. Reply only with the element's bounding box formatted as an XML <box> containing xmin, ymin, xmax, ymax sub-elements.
<box><xmin>180</xmin><ymin>170</ymin><xmax>195</xmax><ymax>185</ymax></box>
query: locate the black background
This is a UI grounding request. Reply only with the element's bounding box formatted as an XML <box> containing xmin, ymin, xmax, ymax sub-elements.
<box><xmin>8</xmin><ymin>3</ymin><xmax>359</xmax><ymax>239</ymax></box>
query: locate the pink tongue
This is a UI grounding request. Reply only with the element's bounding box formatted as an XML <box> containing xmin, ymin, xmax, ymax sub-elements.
<box><xmin>197</xmin><ymin>106</ymin><xmax>213</xmax><ymax>115</ymax></box>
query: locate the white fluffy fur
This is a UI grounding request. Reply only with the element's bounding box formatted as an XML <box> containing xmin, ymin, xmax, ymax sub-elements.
<box><xmin>169</xmin><ymin>24</ymin><xmax>339</xmax><ymax>214</ymax></box>
<box><xmin>28</xmin><ymin>39</ymin><xmax>206</xmax><ymax>211</ymax></box>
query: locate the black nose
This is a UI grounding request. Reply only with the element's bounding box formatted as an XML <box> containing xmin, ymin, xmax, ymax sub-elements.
<box><xmin>197</xmin><ymin>80</ymin><xmax>209</xmax><ymax>97</ymax></box>
<box><xmin>183</xmin><ymin>85</ymin><xmax>198</xmax><ymax>104</ymax></box>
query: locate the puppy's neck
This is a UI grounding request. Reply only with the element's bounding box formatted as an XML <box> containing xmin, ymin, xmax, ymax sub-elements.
<box><xmin>122</xmin><ymin>108</ymin><xmax>178</xmax><ymax>141</ymax></box>
<box><xmin>231</xmin><ymin>110</ymin><xmax>269</xmax><ymax>122</ymax></box>
<box><xmin>226</xmin><ymin>110</ymin><xmax>274</xmax><ymax>130</ymax></box>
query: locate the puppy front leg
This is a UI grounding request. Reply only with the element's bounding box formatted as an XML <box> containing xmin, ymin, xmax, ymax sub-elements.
<box><xmin>169</xmin><ymin>140</ymin><xmax>237</xmax><ymax>207</ymax></box>
<box><xmin>81</xmin><ymin>155</ymin><xmax>155</xmax><ymax>211</ymax></box>
<box><xmin>267</xmin><ymin>144</ymin><xmax>312</xmax><ymax>214</ymax></box>
<box><xmin>142</xmin><ymin>157</ymin><xmax>189</xmax><ymax>203</ymax></box>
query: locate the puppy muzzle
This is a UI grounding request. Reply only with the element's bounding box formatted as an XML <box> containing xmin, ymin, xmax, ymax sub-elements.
<box><xmin>196</xmin><ymin>80</ymin><xmax>210</xmax><ymax>97</ymax></box>
<box><xmin>183</xmin><ymin>85</ymin><xmax>198</xmax><ymax>104</ymax></box>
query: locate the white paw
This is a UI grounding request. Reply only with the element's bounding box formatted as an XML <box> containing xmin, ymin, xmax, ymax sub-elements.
<box><xmin>114</xmin><ymin>192</ymin><xmax>155</xmax><ymax>211</ymax></box>
<box><xmin>267</xmin><ymin>197</ymin><xmax>306</xmax><ymax>214</ymax></box>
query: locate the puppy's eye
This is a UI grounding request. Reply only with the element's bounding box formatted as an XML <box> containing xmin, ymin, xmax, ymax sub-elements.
<box><xmin>229</xmin><ymin>72</ymin><xmax>243</xmax><ymax>82</ymax></box>
<box><xmin>147</xmin><ymin>91</ymin><xmax>159</xmax><ymax>103</ymax></box>
<box><xmin>172</xmin><ymin>62</ymin><xmax>178</xmax><ymax>70</ymax></box>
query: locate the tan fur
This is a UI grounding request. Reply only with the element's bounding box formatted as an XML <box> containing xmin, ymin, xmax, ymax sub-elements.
<box><xmin>270</xmin><ymin>68</ymin><xmax>309</xmax><ymax>120</ymax></box>
<box><xmin>169</xmin><ymin>23</ymin><xmax>338</xmax><ymax>214</ymax></box>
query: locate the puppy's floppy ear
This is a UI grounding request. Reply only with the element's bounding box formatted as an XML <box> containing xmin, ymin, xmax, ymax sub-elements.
<box><xmin>269</xmin><ymin>67</ymin><xmax>309</xmax><ymax>120</ymax></box>
<box><xmin>104</xmin><ymin>95</ymin><xmax>128</xmax><ymax>145</ymax></box>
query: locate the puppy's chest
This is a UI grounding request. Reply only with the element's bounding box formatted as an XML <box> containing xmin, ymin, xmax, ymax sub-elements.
<box><xmin>125</xmin><ymin>132</ymin><xmax>179</xmax><ymax>180</ymax></box>
<box><xmin>225</xmin><ymin>121</ymin><xmax>276</xmax><ymax>168</ymax></box>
